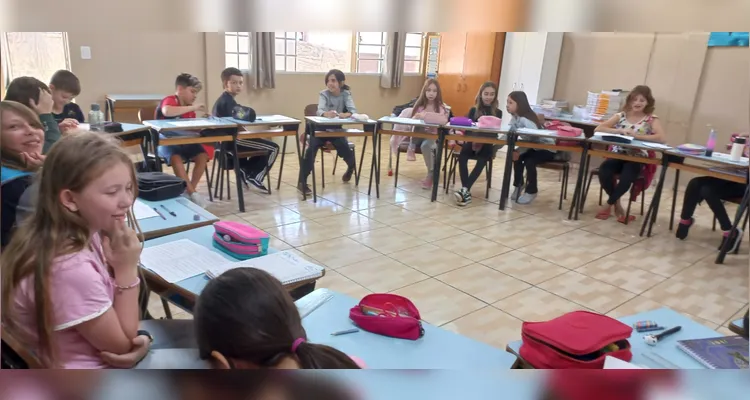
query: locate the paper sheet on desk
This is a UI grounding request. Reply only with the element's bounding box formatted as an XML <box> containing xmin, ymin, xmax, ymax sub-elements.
<box><xmin>140</xmin><ymin>239</ymin><xmax>231</xmax><ymax>283</ymax></box>
<box><xmin>168</xmin><ymin>120</ymin><xmax>218</xmax><ymax>128</ymax></box>
<box><xmin>127</xmin><ymin>199</ymin><xmax>159</xmax><ymax>221</ymax></box>
<box><xmin>640</xmin><ymin>142</ymin><xmax>672</xmax><ymax>150</ymax></box>
<box><xmin>604</xmin><ymin>356</ymin><xmax>646</xmax><ymax>369</ymax></box>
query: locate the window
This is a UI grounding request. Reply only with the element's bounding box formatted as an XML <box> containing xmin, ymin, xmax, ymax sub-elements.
<box><xmin>224</xmin><ymin>32</ymin><xmax>427</xmax><ymax>74</ymax></box>
<box><xmin>224</xmin><ymin>32</ymin><xmax>249</xmax><ymax>71</ymax></box>
<box><xmin>2</xmin><ymin>32</ymin><xmax>70</xmax><ymax>90</ymax></box>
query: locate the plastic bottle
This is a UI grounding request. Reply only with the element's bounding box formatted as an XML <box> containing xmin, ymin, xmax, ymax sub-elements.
<box><xmin>731</xmin><ymin>136</ymin><xmax>746</xmax><ymax>162</ymax></box>
<box><xmin>89</xmin><ymin>103</ymin><xmax>105</xmax><ymax>131</ymax></box>
<box><xmin>705</xmin><ymin>125</ymin><xmax>716</xmax><ymax>157</ymax></box>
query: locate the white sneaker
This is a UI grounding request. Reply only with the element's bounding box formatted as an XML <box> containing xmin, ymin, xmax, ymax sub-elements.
<box><xmin>189</xmin><ymin>192</ymin><xmax>209</xmax><ymax>208</ymax></box>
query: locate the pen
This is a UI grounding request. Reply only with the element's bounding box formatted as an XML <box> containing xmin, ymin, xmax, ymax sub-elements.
<box><xmin>153</xmin><ymin>207</ymin><xmax>166</xmax><ymax>220</ymax></box>
<box><xmin>161</xmin><ymin>204</ymin><xmax>176</xmax><ymax>217</ymax></box>
<box><xmin>331</xmin><ymin>328</ymin><xmax>359</xmax><ymax>336</ymax></box>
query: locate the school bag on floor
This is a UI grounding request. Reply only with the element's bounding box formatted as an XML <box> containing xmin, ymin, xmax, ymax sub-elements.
<box><xmin>349</xmin><ymin>294</ymin><xmax>425</xmax><ymax>340</ymax></box>
<box><xmin>212</xmin><ymin>221</ymin><xmax>269</xmax><ymax>259</ymax></box>
<box><xmin>519</xmin><ymin>310</ymin><xmax>633</xmax><ymax>369</ymax></box>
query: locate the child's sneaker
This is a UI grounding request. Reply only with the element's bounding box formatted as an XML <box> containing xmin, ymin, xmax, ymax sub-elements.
<box><xmin>189</xmin><ymin>192</ymin><xmax>209</xmax><ymax>208</ymax></box>
<box><xmin>406</xmin><ymin>147</ymin><xmax>417</xmax><ymax>161</ymax></box>
<box><xmin>719</xmin><ymin>228</ymin><xmax>744</xmax><ymax>252</ymax></box>
<box><xmin>454</xmin><ymin>188</ymin><xmax>472</xmax><ymax>206</ymax></box>
<box><xmin>675</xmin><ymin>218</ymin><xmax>693</xmax><ymax>240</ymax></box>
<box><xmin>421</xmin><ymin>176</ymin><xmax>433</xmax><ymax>190</ymax></box>
<box><xmin>517</xmin><ymin>192</ymin><xmax>537</xmax><ymax>205</ymax></box>
<box><xmin>248</xmin><ymin>178</ymin><xmax>269</xmax><ymax>193</ymax></box>
<box><xmin>297</xmin><ymin>182</ymin><xmax>312</xmax><ymax>197</ymax></box>
<box><xmin>510</xmin><ymin>186</ymin><xmax>522</xmax><ymax>202</ymax></box>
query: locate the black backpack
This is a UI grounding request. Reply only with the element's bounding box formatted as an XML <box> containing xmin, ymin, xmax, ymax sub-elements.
<box><xmin>137</xmin><ymin>172</ymin><xmax>187</xmax><ymax>201</ymax></box>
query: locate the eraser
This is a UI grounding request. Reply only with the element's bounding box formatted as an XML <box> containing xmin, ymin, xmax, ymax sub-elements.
<box><xmin>193</xmin><ymin>214</ymin><xmax>200</xmax><ymax>221</ymax></box>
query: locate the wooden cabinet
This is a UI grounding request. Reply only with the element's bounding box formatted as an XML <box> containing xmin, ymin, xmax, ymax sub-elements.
<box><xmin>436</xmin><ymin>32</ymin><xmax>505</xmax><ymax>117</ymax></box>
<box><xmin>498</xmin><ymin>33</ymin><xmax>563</xmax><ymax>125</ymax></box>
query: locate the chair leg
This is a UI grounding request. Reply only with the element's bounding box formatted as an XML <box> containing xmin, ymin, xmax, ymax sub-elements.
<box><xmin>445</xmin><ymin>155</ymin><xmax>457</xmax><ymax>194</ymax></box>
<box><xmin>563</xmin><ymin>166</ymin><xmax>569</xmax><ymax>200</ymax></box>
<box><xmin>582</xmin><ymin>170</ymin><xmax>594</xmax><ymax>212</ymax></box>
<box><xmin>217</xmin><ymin>159</ymin><xmax>225</xmax><ymax>201</ymax></box>
<box><xmin>712</xmin><ymin>216</ymin><xmax>717</xmax><ymax>231</ymax></box>
<box><xmin>226</xmin><ymin>168</ymin><xmax>231</xmax><ymax>201</ymax></box>
<box><xmin>210</xmin><ymin>158</ymin><xmax>218</xmax><ymax>199</ymax></box>
<box><xmin>161</xmin><ymin>297</ymin><xmax>173</xmax><ymax>319</ymax></box>
<box><xmin>394</xmin><ymin>150</ymin><xmax>401</xmax><ymax>187</ymax></box>
<box><xmin>485</xmin><ymin>160</ymin><xmax>492</xmax><ymax>200</ymax></box>
<box><xmin>558</xmin><ymin>168</ymin><xmax>565</xmax><ymax>210</ymax></box>
<box><xmin>320</xmin><ymin>150</ymin><xmax>326</xmax><ymax>189</ymax></box>
<box><xmin>357</xmin><ymin>138</ymin><xmax>367</xmax><ymax>183</ymax></box>
<box><xmin>640</xmin><ymin>189</ymin><xmax>646</xmax><ymax>215</ymax></box>
<box><xmin>204</xmin><ymin>166</ymin><xmax>213</xmax><ymax>202</ymax></box>
<box><xmin>624</xmin><ymin>195</ymin><xmax>634</xmax><ymax>225</ymax></box>
<box><xmin>333</xmin><ymin>152</ymin><xmax>338</xmax><ymax>175</ymax></box>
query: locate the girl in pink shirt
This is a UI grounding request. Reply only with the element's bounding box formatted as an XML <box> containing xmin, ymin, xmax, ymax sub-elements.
<box><xmin>194</xmin><ymin>267</ymin><xmax>366</xmax><ymax>369</ymax></box>
<box><xmin>1</xmin><ymin>132</ymin><xmax>146</xmax><ymax>369</ymax></box>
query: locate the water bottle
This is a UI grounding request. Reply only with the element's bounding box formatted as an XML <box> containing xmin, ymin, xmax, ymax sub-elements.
<box><xmin>731</xmin><ymin>136</ymin><xmax>746</xmax><ymax>162</ymax></box>
<box><xmin>705</xmin><ymin>125</ymin><xmax>716</xmax><ymax>157</ymax></box>
<box><xmin>89</xmin><ymin>103</ymin><xmax>105</xmax><ymax>131</ymax></box>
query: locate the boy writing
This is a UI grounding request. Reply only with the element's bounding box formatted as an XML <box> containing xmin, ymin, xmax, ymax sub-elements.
<box><xmin>212</xmin><ymin>67</ymin><xmax>279</xmax><ymax>193</ymax></box>
<box><xmin>49</xmin><ymin>70</ymin><xmax>85</xmax><ymax>132</ymax></box>
<box><xmin>156</xmin><ymin>73</ymin><xmax>209</xmax><ymax>207</ymax></box>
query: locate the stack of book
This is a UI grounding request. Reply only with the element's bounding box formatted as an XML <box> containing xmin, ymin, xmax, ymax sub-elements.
<box><xmin>586</xmin><ymin>90</ymin><xmax>627</xmax><ymax>121</ymax></box>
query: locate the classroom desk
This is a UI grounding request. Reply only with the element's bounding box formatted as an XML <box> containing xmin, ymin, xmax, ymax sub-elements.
<box><xmin>142</xmin><ymin>225</ymin><xmax>322</xmax><ymax>314</ymax></box>
<box><xmin>729</xmin><ymin>318</ymin><xmax>745</xmax><ymax>336</ymax></box>
<box><xmin>105</xmin><ymin>94</ymin><xmax>164</xmax><ymax>123</ymax></box>
<box><xmin>135</xmin><ymin>197</ymin><xmax>219</xmax><ymax>240</ymax></box>
<box><xmin>302</xmin><ymin>290</ymin><xmax>518</xmax><ymax>369</ymax></box>
<box><xmin>143</xmin><ymin>117</ymin><xmax>248</xmax><ymax>212</ymax></box>
<box><xmin>373</xmin><ymin>116</ymin><xmax>448</xmax><ymax>201</ymax></box>
<box><xmin>572</xmin><ymin>136</ymin><xmax>665</xmax><ymax>227</ymax></box>
<box><xmin>222</xmin><ymin>115</ymin><xmax>302</xmax><ymax>193</ymax></box>
<box><xmin>506</xmin><ymin>307</ymin><xmax>725</xmax><ymax>369</ymax></box>
<box><xmin>303</xmin><ymin>117</ymin><xmax>378</xmax><ymax>203</ymax></box>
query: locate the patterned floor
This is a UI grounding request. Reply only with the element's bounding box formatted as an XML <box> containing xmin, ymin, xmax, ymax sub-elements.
<box><xmin>148</xmin><ymin>138</ymin><xmax>748</xmax><ymax>352</ymax></box>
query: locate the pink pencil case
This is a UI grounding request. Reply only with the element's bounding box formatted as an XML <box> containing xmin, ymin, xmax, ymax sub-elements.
<box><xmin>212</xmin><ymin>221</ymin><xmax>269</xmax><ymax>259</ymax></box>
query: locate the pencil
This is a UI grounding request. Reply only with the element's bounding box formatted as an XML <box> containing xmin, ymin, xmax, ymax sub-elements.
<box><xmin>153</xmin><ymin>207</ymin><xmax>166</xmax><ymax>220</ymax></box>
<box><xmin>161</xmin><ymin>204</ymin><xmax>176</xmax><ymax>217</ymax></box>
<box><xmin>331</xmin><ymin>328</ymin><xmax>359</xmax><ymax>336</ymax></box>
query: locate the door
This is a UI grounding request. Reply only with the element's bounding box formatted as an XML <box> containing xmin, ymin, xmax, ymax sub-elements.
<box><xmin>436</xmin><ymin>32</ymin><xmax>468</xmax><ymax>115</ymax></box>
<box><xmin>459</xmin><ymin>32</ymin><xmax>499</xmax><ymax>116</ymax></box>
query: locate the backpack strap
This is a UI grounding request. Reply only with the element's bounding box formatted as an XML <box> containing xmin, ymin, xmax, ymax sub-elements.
<box><xmin>1</xmin><ymin>166</ymin><xmax>33</xmax><ymax>185</ymax></box>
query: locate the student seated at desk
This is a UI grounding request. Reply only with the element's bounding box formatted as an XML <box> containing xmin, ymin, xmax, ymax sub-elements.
<box><xmin>676</xmin><ymin>177</ymin><xmax>746</xmax><ymax>251</ymax></box>
<box><xmin>391</xmin><ymin>78</ymin><xmax>450</xmax><ymax>190</ymax></box>
<box><xmin>1</xmin><ymin>133</ymin><xmax>192</xmax><ymax>369</ymax></box>
<box><xmin>4</xmin><ymin>76</ymin><xmax>62</xmax><ymax>153</ymax></box>
<box><xmin>297</xmin><ymin>69</ymin><xmax>357</xmax><ymax>196</ymax></box>
<box><xmin>508</xmin><ymin>91</ymin><xmax>552</xmax><ymax>205</ymax></box>
<box><xmin>1</xmin><ymin>101</ymin><xmax>45</xmax><ymax>249</ymax></box>
<box><xmin>213</xmin><ymin>67</ymin><xmax>279</xmax><ymax>193</ymax></box>
<box><xmin>194</xmin><ymin>268</ymin><xmax>364</xmax><ymax>369</ymax></box>
<box><xmin>594</xmin><ymin>85</ymin><xmax>666</xmax><ymax>223</ymax></box>
<box><xmin>49</xmin><ymin>70</ymin><xmax>85</xmax><ymax>133</ymax></box>
<box><xmin>157</xmin><ymin>73</ymin><xmax>210</xmax><ymax>207</ymax></box>
<box><xmin>454</xmin><ymin>81</ymin><xmax>503</xmax><ymax>206</ymax></box>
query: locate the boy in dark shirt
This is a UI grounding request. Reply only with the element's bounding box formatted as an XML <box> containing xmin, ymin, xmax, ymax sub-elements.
<box><xmin>212</xmin><ymin>67</ymin><xmax>279</xmax><ymax>193</ymax></box>
<box><xmin>4</xmin><ymin>76</ymin><xmax>62</xmax><ymax>153</ymax></box>
<box><xmin>49</xmin><ymin>70</ymin><xmax>85</xmax><ymax>132</ymax></box>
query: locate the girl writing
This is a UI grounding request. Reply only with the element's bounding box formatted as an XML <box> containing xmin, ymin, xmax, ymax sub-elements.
<box><xmin>1</xmin><ymin>101</ymin><xmax>45</xmax><ymax>248</ymax></box>
<box><xmin>194</xmin><ymin>267</ymin><xmax>364</xmax><ymax>369</ymax></box>
<box><xmin>595</xmin><ymin>85</ymin><xmax>666</xmax><ymax>223</ymax></box>
<box><xmin>391</xmin><ymin>78</ymin><xmax>449</xmax><ymax>189</ymax></box>
<box><xmin>454</xmin><ymin>82</ymin><xmax>503</xmax><ymax>206</ymax></box>
<box><xmin>507</xmin><ymin>91</ymin><xmax>553</xmax><ymax>205</ymax></box>
<box><xmin>1</xmin><ymin>132</ymin><xmax>148</xmax><ymax>368</ymax></box>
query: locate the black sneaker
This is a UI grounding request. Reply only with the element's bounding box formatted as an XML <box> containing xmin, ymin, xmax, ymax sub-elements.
<box><xmin>249</xmin><ymin>178</ymin><xmax>269</xmax><ymax>193</ymax></box>
<box><xmin>719</xmin><ymin>228</ymin><xmax>744</xmax><ymax>252</ymax></box>
<box><xmin>297</xmin><ymin>183</ymin><xmax>312</xmax><ymax>196</ymax></box>
<box><xmin>342</xmin><ymin>166</ymin><xmax>355</xmax><ymax>183</ymax></box>
<box><xmin>675</xmin><ymin>218</ymin><xmax>693</xmax><ymax>240</ymax></box>
<box><xmin>454</xmin><ymin>188</ymin><xmax>472</xmax><ymax>206</ymax></box>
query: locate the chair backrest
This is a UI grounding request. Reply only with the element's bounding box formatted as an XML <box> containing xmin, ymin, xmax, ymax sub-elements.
<box><xmin>304</xmin><ymin>104</ymin><xmax>318</xmax><ymax>117</ymax></box>
<box><xmin>1</xmin><ymin>327</ymin><xmax>43</xmax><ymax>368</ymax></box>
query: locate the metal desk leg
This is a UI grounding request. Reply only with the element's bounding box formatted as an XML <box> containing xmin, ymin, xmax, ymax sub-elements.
<box><xmin>431</xmin><ymin>128</ymin><xmax>446</xmax><ymax>202</ymax></box>
<box><xmin>570</xmin><ymin>144</ymin><xmax>589</xmax><ymax>220</ymax></box>
<box><xmin>231</xmin><ymin>131</ymin><xmax>246</xmax><ymax>212</ymax></box>
<box><xmin>669</xmin><ymin>169</ymin><xmax>680</xmax><ymax>231</ymax></box>
<box><xmin>499</xmin><ymin>134</ymin><xmax>517</xmax><ymax>210</ymax></box>
<box><xmin>645</xmin><ymin>160</ymin><xmax>669</xmax><ymax>237</ymax></box>
<box><xmin>276</xmin><ymin>134</ymin><xmax>289</xmax><ymax>190</ymax></box>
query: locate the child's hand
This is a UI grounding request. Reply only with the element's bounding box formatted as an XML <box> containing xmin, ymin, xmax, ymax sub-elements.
<box><xmin>29</xmin><ymin>88</ymin><xmax>54</xmax><ymax>115</ymax></box>
<box><xmin>413</xmin><ymin>112</ymin><xmax>426</xmax><ymax>120</ymax></box>
<box><xmin>323</xmin><ymin>110</ymin><xmax>338</xmax><ymax>118</ymax></box>
<box><xmin>512</xmin><ymin>151</ymin><xmax>520</xmax><ymax>161</ymax></box>
<box><xmin>21</xmin><ymin>152</ymin><xmax>45</xmax><ymax>168</ymax></box>
<box><xmin>59</xmin><ymin>119</ymin><xmax>79</xmax><ymax>133</ymax></box>
<box><xmin>100</xmin><ymin>335</ymin><xmax>151</xmax><ymax>368</ymax></box>
<box><xmin>103</xmin><ymin>220</ymin><xmax>142</xmax><ymax>278</ymax></box>
<box><xmin>618</xmin><ymin>128</ymin><xmax>636</xmax><ymax>136</ymax></box>
<box><xmin>193</xmin><ymin>104</ymin><xmax>206</xmax><ymax>113</ymax></box>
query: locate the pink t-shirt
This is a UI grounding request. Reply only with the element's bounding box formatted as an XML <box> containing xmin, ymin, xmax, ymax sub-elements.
<box><xmin>12</xmin><ymin>233</ymin><xmax>115</xmax><ymax>369</ymax></box>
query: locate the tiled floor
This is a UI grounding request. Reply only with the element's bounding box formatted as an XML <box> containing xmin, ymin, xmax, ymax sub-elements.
<box><xmin>148</xmin><ymin>139</ymin><xmax>749</xmax><ymax>351</ymax></box>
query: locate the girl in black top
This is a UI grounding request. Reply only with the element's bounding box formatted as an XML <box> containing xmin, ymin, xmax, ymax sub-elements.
<box><xmin>454</xmin><ymin>81</ymin><xmax>503</xmax><ymax>206</ymax></box>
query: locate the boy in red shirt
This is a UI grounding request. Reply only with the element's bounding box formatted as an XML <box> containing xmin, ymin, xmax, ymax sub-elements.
<box><xmin>156</xmin><ymin>73</ymin><xmax>209</xmax><ymax>207</ymax></box>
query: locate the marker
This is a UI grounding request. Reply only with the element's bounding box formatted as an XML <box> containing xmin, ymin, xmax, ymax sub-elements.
<box><xmin>160</xmin><ymin>204</ymin><xmax>176</xmax><ymax>217</ymax></box>
<box><xmin>331</xmin><ymin>328</ymin><xmax>359</xmax><ymax>336</ymax></box>
<box><xmin>153</xmin><ymin>207</ymin><xmax>166</xmax><ymax>220</ymax></box>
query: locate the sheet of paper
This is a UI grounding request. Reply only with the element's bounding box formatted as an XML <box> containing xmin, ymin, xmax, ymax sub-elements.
<box><xmin>641</xmin><ymin>142</ymin><xmax>672</xmax><ymax>149</ymax></box>
<box><xmin>78</xmin><ymin>123</ymin><xmax>91</xmax><ymax>131</ymax></box>
<box><xmin>140</xmin><ymin>239</ymin><xmax>231</xmax><ymax>283</ymax></box>
<box><xmin>604</xmin><ymin>356</ymin><xmax>645</xmax><ymax>369</ymax></box>
<box><xmin>131</xmin><ymin>199</ymin><xmax>159</xmax><ymax>220</ymax></box>
<box><xmin>256</xmin><ymin>115</ymin><xmax>291</xmax><ymax>123</ymax></box>
<box><xmin>168</xmin><ymin>119</ymin><xmax>216</xmax><ymax>128</ymax></box>
<box><xmin>711</xmin><ymin>152</ymin><xmax>749</xmax><ymax>165</ymax></box>
<box><xmin>594</xmin><ymin>133</ymin><xmax>635</xmax><ymax>141</ymax></box>
<box><xmin>517</xmin><ymin>128</ymin><xmax>559</xmax><ymax>136</ymax></box>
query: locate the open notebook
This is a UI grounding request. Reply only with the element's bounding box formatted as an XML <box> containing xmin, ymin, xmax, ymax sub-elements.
<box><xmin>206</xmin><ymin>250</ymin><xmax>324</xmax><ymax>285</ymax></box>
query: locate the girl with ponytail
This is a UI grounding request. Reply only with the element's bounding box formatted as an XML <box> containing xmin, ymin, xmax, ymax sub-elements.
<box><xmin>194</xmin><ymin>267</ymin><xmax>364</xmax><ymax>369</ymax></box>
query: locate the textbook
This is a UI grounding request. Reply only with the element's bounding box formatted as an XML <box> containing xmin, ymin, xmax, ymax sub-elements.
<box><xmin>676</xmin><ymin>336</ymin><xmax>749</xmax><ymax>369</ymax></box>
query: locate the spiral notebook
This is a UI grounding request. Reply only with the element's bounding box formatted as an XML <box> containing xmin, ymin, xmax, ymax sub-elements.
<box><xmin>205</xmin><ymin>250</ymin><xmax>324</xmax><ymax>285</ymax></box>
<box><xmin>676</xmin><ymin>336</ymin><xmax>749</xmax><ymax>369</ymax></box>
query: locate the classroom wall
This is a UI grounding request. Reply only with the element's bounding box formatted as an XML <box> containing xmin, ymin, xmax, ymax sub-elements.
<box><xmin>554</xmin><ymin>33</ymin><xmax>749</xmax><ymax>148</ymax></box>
<box><xmin>66</xmin><ymin>32</ymin><xmax>424</xmax><ymax>123</ymax></box>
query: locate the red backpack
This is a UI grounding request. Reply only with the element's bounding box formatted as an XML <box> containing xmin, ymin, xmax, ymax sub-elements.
<box><xmin>349</xmin><ymin>294</ymin><xmax>424</xmax><ymax>340</ymax></box>
<box><xmin>519</xmin><ymin>311</ymin><xmax>633</xmax><ymax>369</ymax></box>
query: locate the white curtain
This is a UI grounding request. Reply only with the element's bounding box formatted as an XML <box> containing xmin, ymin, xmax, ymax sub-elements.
<box><xmin>380</xmin><ymin>32</ymin><xmax>406</xmax><ymax>89</ymax></box>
